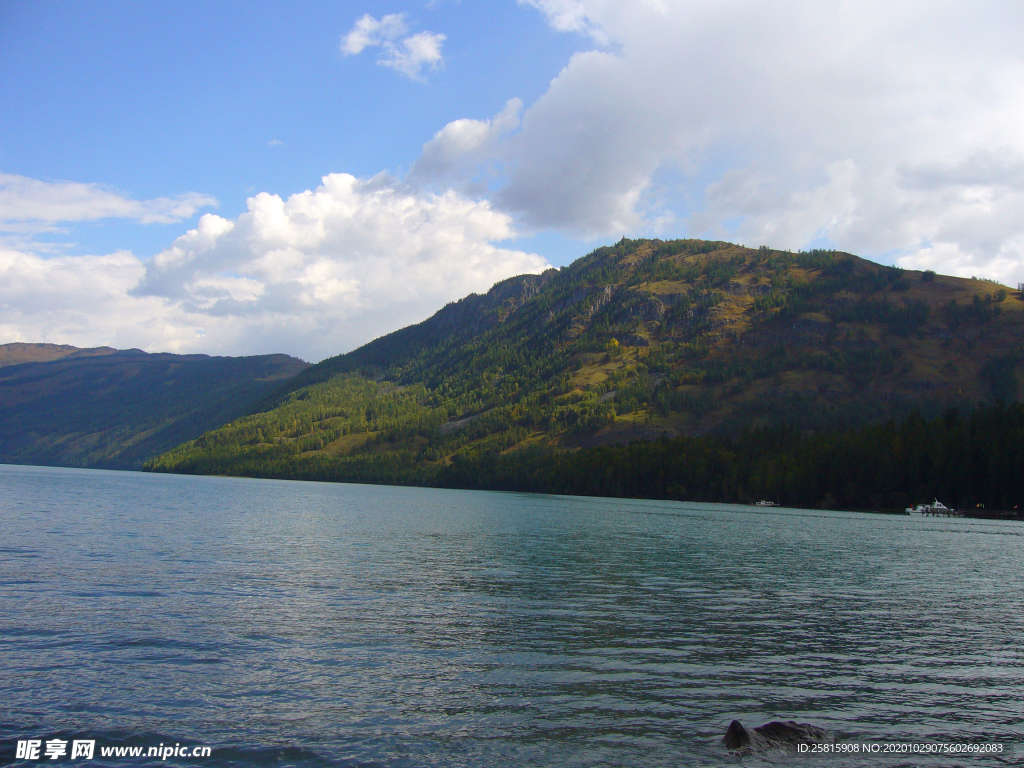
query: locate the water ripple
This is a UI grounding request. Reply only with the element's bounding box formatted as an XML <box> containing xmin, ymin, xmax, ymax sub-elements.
<box><xmin>2</xmin><ymin>465</ymin><xmax>1023</xmax><ymax>766</ymax></box>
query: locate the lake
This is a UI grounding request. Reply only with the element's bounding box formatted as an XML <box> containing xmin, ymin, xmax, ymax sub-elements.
<box><xmin>2</xmin><ymin>464</ymin><xmax>1022</xmax><ymax>766</ymax></box>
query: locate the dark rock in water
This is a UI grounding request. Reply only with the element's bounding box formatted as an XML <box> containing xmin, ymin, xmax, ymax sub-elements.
<box><xmin>723</xmin><ymin>719</ymin><xmax>834</xmax><ymax>753</ymax></box>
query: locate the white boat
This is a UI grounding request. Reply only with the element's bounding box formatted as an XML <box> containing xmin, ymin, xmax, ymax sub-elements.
<box><xmin>754</xmin><ymin>500</ymin><xmax>778</xmax><ymax>507</ymax></box>
<box><xmin>905</xmin><ymin>499</ymin><xmax>958</xmax><ymax>517</ymax></box>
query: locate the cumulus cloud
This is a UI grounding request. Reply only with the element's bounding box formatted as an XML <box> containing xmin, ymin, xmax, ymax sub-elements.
<box><xmin>419</xmin><ymin>0</ymin><xmax>1024</xmax><ymax>282</ymax></box>
<box><xmin>0</xmin><ymin>174</ymin><xmax>549</xmax><ymax>361</ymax></box>
<box><xmin>341</xmin><ymin>13</ymin><xmax>445</xmax><ymax>81</ymax></box>
<box><xmin>0</xmin><ymin>173</ymin><xmax>217</xmax><ymax>232</ymax></box>
<box><xmin>410</xmin><ymin>98</ymin><xmax>522</xmax><ymax>188</ymax></box>
<box><xmin>0</xmin><ymin>247</ymin><xmax>185</xmax><ymax>351</ymax></box>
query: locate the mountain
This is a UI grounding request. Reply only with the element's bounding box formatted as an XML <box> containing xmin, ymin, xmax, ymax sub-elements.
<box><xmin>0</xmin><ymin>349</ymin><xmax>308</xmax><ymax>469</ymax></box>
<box><xmin>146</xmin><ymin>239</ymin><xmax>1024</xmax><ymax>502</ymax></box>
<box><xmin>0</xmin><ymin>342</ymin><xmax>119</xmax><ymax>367</ymax></box>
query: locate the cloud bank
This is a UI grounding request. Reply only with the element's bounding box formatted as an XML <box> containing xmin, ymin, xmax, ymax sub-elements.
<box><xmin>436</xmin><ymin>0</ymin><xmax>1024</xmax><ymax>283</ymax></box>
<box><xmin>0</xmin><ymin>173</ymin><xmax>217</xmax><ymax>232</ymax></box>
<box><xmin>0</xmin><ymin>175</ymin><xmax>548</xmax><ymax>361</ymax></box>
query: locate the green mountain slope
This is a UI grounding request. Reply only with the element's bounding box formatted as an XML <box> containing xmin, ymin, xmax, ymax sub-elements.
<box><xmin>147</xmin><ymin>239</ymin><xmax>1024</xmax><ymax>492</ymax></box>
<box><xmin>0</xmin><ymin>350</ymin><xmax>308</xmax><ymax>469</ymax></box>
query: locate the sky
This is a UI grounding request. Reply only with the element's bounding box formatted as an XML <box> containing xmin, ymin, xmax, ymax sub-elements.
<box><xmin>2</xmin><ymin>0</ymin><xmax>1023</xmax><ymax>362</ymax></box>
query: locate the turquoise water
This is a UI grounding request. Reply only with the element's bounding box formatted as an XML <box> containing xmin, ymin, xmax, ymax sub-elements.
<box><xmin>2</xmin><ymin>463</ymin><xmax>1022</xmax><ymax>766</ymax></box>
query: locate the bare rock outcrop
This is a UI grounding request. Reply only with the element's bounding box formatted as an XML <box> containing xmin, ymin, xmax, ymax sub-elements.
<box><xmin>723</xmin><ymin>720</ymin><xmax>834</xmax><ymax>754</ymax></box>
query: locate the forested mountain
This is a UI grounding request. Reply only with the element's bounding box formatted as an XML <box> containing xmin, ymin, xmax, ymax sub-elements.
<box><xmin>147</xmin><ymin>239</ymin><xmax>1024</xmax><ymax>507</ymax></box>
<box><xmin>0</xmin><ymin>350</ymin><xmax>308</xmax><ymax>469</ymax></box>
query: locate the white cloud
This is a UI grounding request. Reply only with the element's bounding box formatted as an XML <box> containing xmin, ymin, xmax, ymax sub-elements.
<box><xmin>417</xmin><ymin>0</ymin><xmax>1024</xmax><ymax>283</ymax></box>
<box><xmin>0</xmin><ymin>247</ymin><xmax>183</xmax><ymax>351</ymax></box>
<box><xmin>518</xmin><ymin>0</ymin><xmax>609</xmax><ymax>42</ymax></box>
<box><xmin>0</xmin><ymin>173</ymin><xmax>217</xmax><ymax>232</ymax></box>
<box><xmin>341</xmin><ymin>12</ymin><xmax>408</xmax><ymax>55</ymax></box>
<box><xmin>0</xmin><ymin>174</ymin><xmax>549</xmax><ymax>361</ymax></box>
<box><xmin>341</xmin><ymin>13</ymin><xmax>445</xmax><ymax>82</ymax></box>
<box><xmin>381</xmin><ymin>30</ymin><xmax>445</xmax><ymax>80</ymax></box>
<box><xmin>410</xmin><ymin>98</ymin><xmax>522</xmax><ymax>187</ymax></box>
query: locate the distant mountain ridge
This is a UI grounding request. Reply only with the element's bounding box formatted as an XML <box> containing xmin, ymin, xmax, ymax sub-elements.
<box><xmin>0</xmin><ymin>348</ymin><xmax>308</xmax><ymax>469</ymax></box>
<box><xmin>148</xmin><ymin>239</ymin><xmax>1024</xmax><ymax>493</ymax></box>
<box><xmin>0</xmin><ymin>342</ymin><xmax>121</xmax><ymax>367</ymax></box>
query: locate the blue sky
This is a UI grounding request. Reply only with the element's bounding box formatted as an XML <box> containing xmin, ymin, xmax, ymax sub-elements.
<box><xmin>0</xmin><ymin>1</ymin><xmax>587</xmax><ymax>261</ymax></box>
<box><xmin>2</xmin><ymin>1</ymin><xmax>1023</xmax><ymax>361</ymax></box>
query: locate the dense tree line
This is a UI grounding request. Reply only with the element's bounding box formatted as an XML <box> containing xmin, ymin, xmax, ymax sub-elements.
<box><xmin>151</xmin><ymin>403</ymin><xmax>1024</xmax><ymax>512</ymax></box>
<box><xmin>436</xmin><ymin>403</ymin><xmax>1024</xmax><ymax>510</ymax></box>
